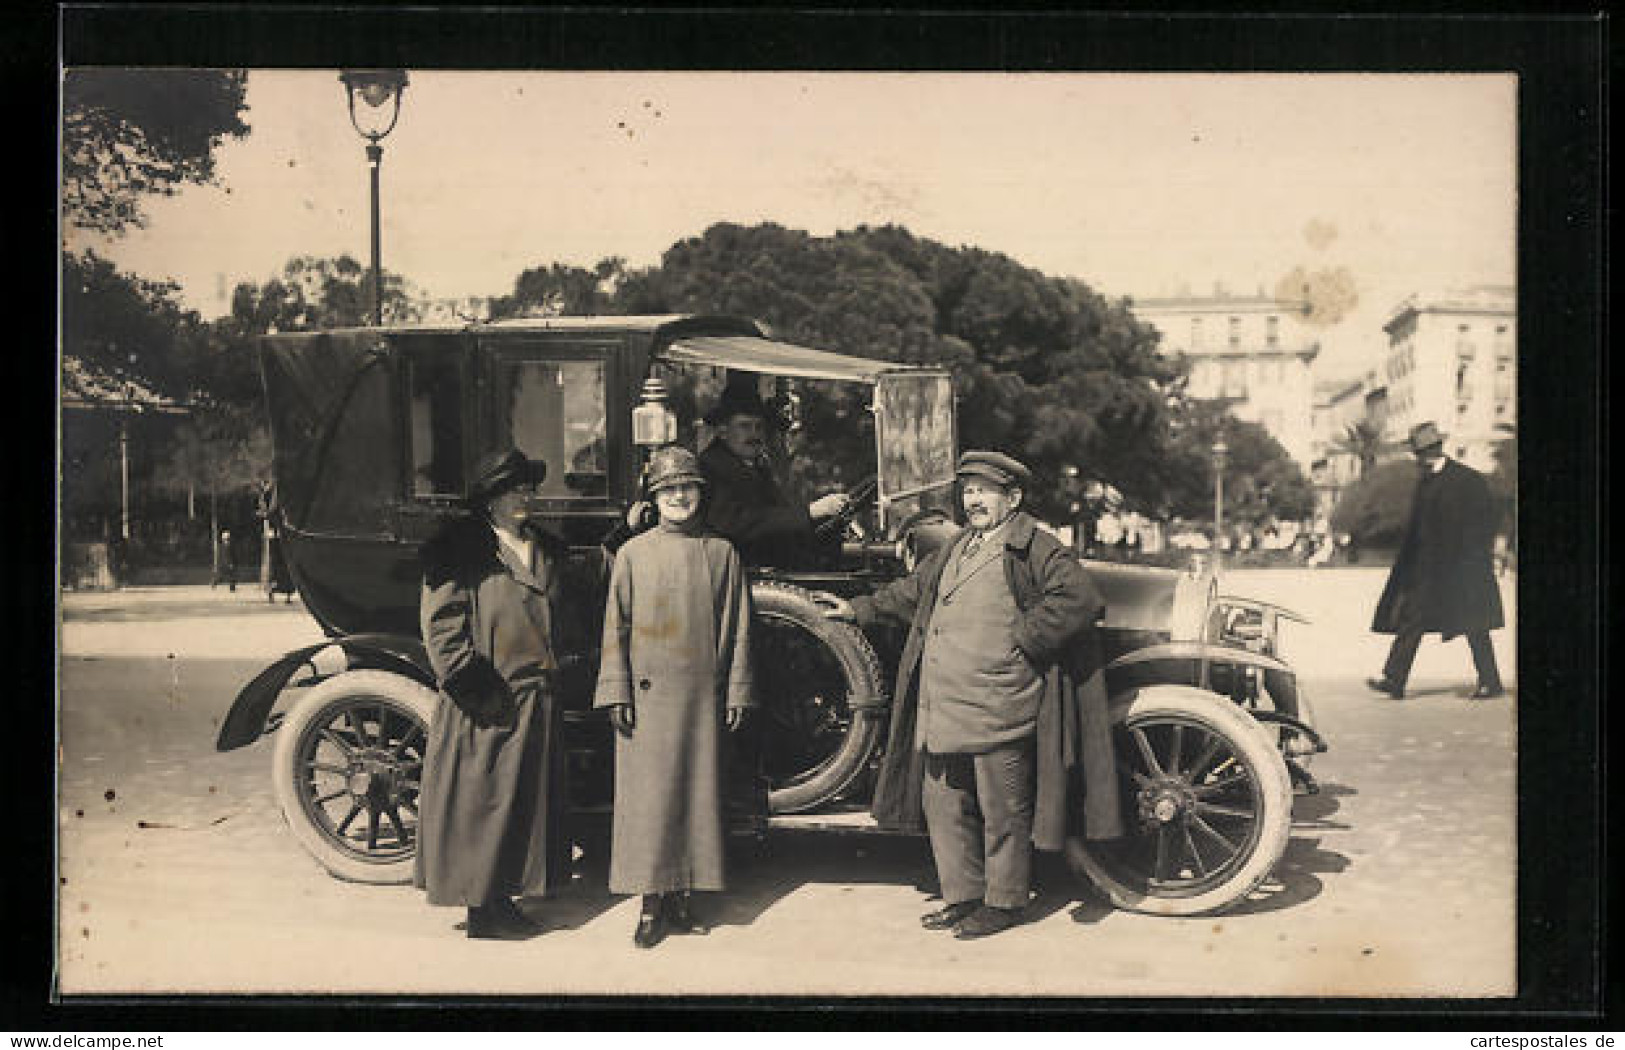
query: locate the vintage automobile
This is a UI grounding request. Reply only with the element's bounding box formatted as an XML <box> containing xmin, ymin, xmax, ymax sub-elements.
<box><xmin>216</xmin><ymin>313</ymin><xmax>1325</xmax><ymax>917</ymax></box>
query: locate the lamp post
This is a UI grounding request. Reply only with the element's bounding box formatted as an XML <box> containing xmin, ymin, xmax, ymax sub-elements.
<box><xmin>338</xmin><ymin>69</ymin><xmax>409</xmax><ymax>325</ymax></box>
<box><xmin>1211</xmin><ymin>437</ymin><xmax>1228</xmax><ymax>572</ymax></box>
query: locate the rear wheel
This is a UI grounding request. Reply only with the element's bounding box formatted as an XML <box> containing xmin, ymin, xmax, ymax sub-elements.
<box><xmin>751</xmin><ymin>582</ymin><xmax>887</xmax><ymax>814</ymax></box>
<box><xmin>270</xmin><ymin>670</ymin><xmax>435</xmax><ymax>884</ymax></box>
<box><xmin>1066</xmin><ymin>685</ymin><xmax>1293</xmax><ymax>916</ymax></box>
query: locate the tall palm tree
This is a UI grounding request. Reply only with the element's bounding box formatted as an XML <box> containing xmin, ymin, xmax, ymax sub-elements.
<box><xmin>1330</xmin><ymin>420</ymin><xmax>1390</xmax><ymax>477</ymax></box>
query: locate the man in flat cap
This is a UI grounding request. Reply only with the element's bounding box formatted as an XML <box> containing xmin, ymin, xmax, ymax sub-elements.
<box><xmin>698</xmin><ymin>375</ymin><xmax>850</xmax><ymax>567</ymax></box>
<box><xmin>1367</xmin><ymin>421</ymin><xmax>1507</xmax><ymax>700</ymax></box>
<box><xmin>824</xmin><ymin>450</ymin><xmax>1122</xmax><ymax>939</ymax></box>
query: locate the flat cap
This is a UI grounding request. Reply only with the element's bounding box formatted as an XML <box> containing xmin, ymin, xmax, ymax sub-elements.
<box><xmin>955</xmin><ymin>449</ymin><xmax>1032</xmax><ymax>488</ymax></box>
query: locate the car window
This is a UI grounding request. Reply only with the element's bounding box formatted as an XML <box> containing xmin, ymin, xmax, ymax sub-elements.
<box><xmin>493</xmin><ymin>359</ymin><xmax>608</xmax><ymax>499</ymax></box>
<box><xmin>407</xmin><ymin>344</ymin><xmax>464</xmax><ymax>498</ymax></box>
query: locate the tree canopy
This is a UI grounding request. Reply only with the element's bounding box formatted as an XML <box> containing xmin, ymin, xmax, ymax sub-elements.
<box><xmin>591</xmin><ymin>222</ymin><xmax>1204</xmax><ymax>519</ymax></box>
<box><xmin>543</xmin><ymin>221</ymin><xmax>1312</xmax><ymax>525</ymax></box>
<box><xmin>62</xmin><ymin>68</ymin><xmax>251</xmax><ymax>236</ymax></box>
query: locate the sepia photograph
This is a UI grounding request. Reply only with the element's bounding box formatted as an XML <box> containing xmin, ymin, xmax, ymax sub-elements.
<box><xmin>50</xmin><ymin>13</ymin><xmax>1595</xmax><ymax>1009</ymax></box>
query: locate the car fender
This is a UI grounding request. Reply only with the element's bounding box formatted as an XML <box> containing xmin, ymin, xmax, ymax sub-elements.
<box><xmin>215</xmin><ymin>633</ymin><xmax>435</xmax><ymax>752</ymax></box>
<box><xmin>1107</xmin><ymin>640</ymin><xmax>1293</xmax><ymax>676</ymax></box>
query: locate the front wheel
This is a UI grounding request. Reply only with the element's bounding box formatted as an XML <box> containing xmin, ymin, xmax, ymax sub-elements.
<box><xmin>1066</xmin><ymin>685</ymin><xmax>1293</xmax><ymax>916</ymax></box>
<box><xmin>750</xmin><ymin>582</ymin><xmax>887</xmax><ymax>814</ymax></box>
<box><xmin>270</xmin><ymin>670</ymin><xmax>436</xmax><ymax>884</ymax></box>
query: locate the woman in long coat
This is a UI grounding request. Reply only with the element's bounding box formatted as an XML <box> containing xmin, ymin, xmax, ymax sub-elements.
<box><xmin>594</xmin><ymin>445</ymin><xmax>754</xmax><ymax>949</ymax></box>
<box><xmin>415</xmin><ymin>448</ymin><xmax>570</xmax><ymax>939</ymax></box>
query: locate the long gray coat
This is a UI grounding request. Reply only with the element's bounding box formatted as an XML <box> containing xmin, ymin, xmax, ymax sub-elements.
<box><xmin>852</xmin><ymin>512</ymin><xmax>1124</xmax><ymax>847</ymax></box>
<box><xmin>1372</xmin><ymin>458</ymin><xmax>1505</xmax><ymax>639</ymax></box>
<box><xmin>593</xmin><ymin>524</ymin><xmax>754</xmax><ymax>895</ymax></box>
<box><xmin>415</xmin><ymin>518</ymin><xmax>570</xmax><ymax>907</ymax></box>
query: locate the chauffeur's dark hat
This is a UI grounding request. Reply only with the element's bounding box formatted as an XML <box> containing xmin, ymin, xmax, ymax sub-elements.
<box><xmin>704</xmin><ymin>374</ymin><xmax>771</xmax><ymax>426</ymax></box>
<box><xmin>467</xmin><ymin>447</ymin><xmax>548</xmax><ymax>505</ymax></box>
<box><xmin>955</xmin><ymin>449</ymin><xmax>1033</xmax><ymax>489</ymax></box>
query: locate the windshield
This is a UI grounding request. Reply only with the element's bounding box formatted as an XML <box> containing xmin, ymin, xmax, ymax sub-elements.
<box><xmin>874</xmin><ymin>371</ymin><xmax>957</xmax><ymax>531</ymax></box>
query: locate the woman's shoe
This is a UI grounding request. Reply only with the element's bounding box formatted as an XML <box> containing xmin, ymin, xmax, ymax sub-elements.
<box><xmin>634</xmin><ymin>895</ymin><xmax>668</xmax><ymax>949</ymax></box>
<box><xmin>466</xmin><ymin>904</ymin><xmax>540</xmax><ymax>941</ymax></box>
<box><xmin>663</xmin><ymin>893</ymin><xmax>710</xmax><ymax>935</ymax></box>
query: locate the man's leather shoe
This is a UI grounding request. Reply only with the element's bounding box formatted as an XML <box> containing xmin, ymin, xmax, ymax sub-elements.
<box><xmin>664</xmin><ymin>894</ymin><xmax>710</xmax><ymax>935</ymax></box>
<box><xmin>1468</xmin><ymin>684</ymin><xmax>1505</xmax><ymax>700</ymax></box>
<box><xmin>920</xmin><ymin>900</ymin><xmax>981</xmax><ymax>931</ymax></box>
<box><xmin>1365</xmin><ymin>677</ymin><xmax>1405</xmax><ymax>700</ymax></box>
<box><xmin>953</xmin><ymin>905</ymin><xmax>1024</xmax><ymax>940</ymax></box>
<box><xmin>633</xmin><ymin>911</ymin><xmax>668</xmax><ymax>949</ymax></box>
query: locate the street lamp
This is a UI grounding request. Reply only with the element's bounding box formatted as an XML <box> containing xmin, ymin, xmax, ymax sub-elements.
<box><xmin>338</xmin><ymin>69</ymin><xmax>409</xmax><ymax>325</ymax></box>
<box><xmin>1211</xmin><ymin>437</ymin><xmax>1228</xmax><ymax>572</ymax></box>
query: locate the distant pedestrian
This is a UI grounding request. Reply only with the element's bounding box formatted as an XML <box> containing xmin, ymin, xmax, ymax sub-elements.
<box><xmin>1366</xmin><ymin>422</ymin><xmax>1505</xmax><ymax>701</ymax></box>
<box><xmin>416</xmin><ymin>448</ymin><xmax>569</xmax><ymax>939</ymax></box>
<box><xmin>594</xmin><ymin>445</ymin><xmax>755</xmax><ymax>950</ymax></box>
<box><xmin>213</xmin><ymin>529</ymin><xmax>237</xmax><ymax>592</ymax></box>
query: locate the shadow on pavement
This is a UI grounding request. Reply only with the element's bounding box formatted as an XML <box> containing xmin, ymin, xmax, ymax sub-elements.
<box><xmin>1222</xmin><ymin>779</ymin><xmax>1355</xmax><ymax>917</ymax></box>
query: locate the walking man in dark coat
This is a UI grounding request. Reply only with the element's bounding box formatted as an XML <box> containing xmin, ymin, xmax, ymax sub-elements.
<box><xmin>824</xmin><ymin>450</ymin><xmax>1122</xmax><ymax>940</ymax></box>
<box><xmin>1367</xmin><ymin>421</ymin><xmax>1507</xmax><ymax>700</ymax></box>
<box><xmin>697</xmin><ymin>376</ymin><xmax>850</xmax><ymax>567</ymax></box>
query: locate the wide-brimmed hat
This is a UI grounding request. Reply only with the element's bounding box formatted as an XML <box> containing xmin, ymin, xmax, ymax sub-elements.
<box><xmin>646</xmin><ymin>445</ymin><xmax>707</xmax><ymax>495</ymax></box>
<box><xmin>468</xmin><ymin>447</ymin><xmax>547</xmax><ymax>505</ymax></box>
<box><xmin>1405</xmin><ymin>421</ymin><xmax>1446</xmax><ymax>454</ymax></box>
<box><xmin>955</xmin><ymin>449</ymin><xmax>1032</xmax><ymax>489</ymax></box>
<box><xmin>704</xmin><ymin>377</ymin><xmax>771</xmax><ymax>426</ymax></box>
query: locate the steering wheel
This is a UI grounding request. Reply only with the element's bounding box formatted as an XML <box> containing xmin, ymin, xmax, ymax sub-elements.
<box><xmin>813</xmin><ymin>475</ymin><xmax>878</xmax><ymax>543</ymax></box>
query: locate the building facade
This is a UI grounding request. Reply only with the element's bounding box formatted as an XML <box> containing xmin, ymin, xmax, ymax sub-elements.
<box><xmin>1379</xmin><ymin>285</ymin><xmax>1516</xmax><ymax>473</ymax></box>
<box><xmin>1132</xmin><ymin>288</ymin><xmax>1321</xmax><ymax>469</ymax></box>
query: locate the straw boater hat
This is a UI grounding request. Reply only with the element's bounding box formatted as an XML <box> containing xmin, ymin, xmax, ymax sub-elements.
<box><xmin>955</xmin><ymin>449</ymin><xmax>1033</xmax><ymax>490</ymax></box>
<box><xmin>1405</xmin><ymin>421</ymin><xmax>1446</xmax><ymax>454</ymax></box>
<box><xmin>645</xmin><ymin>445</ymin><xmax>707</xmax><ymax>495</ymax></box>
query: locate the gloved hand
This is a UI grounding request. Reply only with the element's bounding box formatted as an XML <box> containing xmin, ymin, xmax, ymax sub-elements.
<box><xmin>808</xmin><ymin>492</ymin><xmax>851</xmax><ymax>521</ymax></box>
<box><xmin>810</xmin><ymin>590</ymin><xmax>856</xmax><ymax>622</ymax></box>
<box><xmin>610</xmin><ymin>703</ymin><xmax>636</xmax><ymax>738</ymax></box>
<box><xmin>444</xmin><ymin>660</ymin><xmax>517</xmax><ymax>729</ymax></box>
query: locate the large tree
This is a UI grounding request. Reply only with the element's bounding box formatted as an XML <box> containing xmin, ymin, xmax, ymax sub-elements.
<box><xmin>228</xmin><ymin>255</ymin><xmax>420</xmax><ymax>333</ymax></box>
<box><xmin>62</xmin><ymin>68</ymin><xmax>250</xmax><ymax>236</ymax></box>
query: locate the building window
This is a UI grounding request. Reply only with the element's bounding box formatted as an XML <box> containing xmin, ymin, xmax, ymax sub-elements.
<box><xmin>1266</xmin><ymin>315</ymin><xmax>1279</xmax><ymax>347</ymax></box>
<box><xmin>1229</xmin><ymin>316</ymin><xmax>1241</xmax><ymax>348</ymax></box>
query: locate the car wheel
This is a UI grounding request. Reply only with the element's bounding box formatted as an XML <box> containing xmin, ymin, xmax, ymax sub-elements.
<box><xmin>1065</xmin><ymin>685</ymin><xmax>1293</xmax><ymax>916</ymax></box>
<box><xmin>270</xmin><ymin>669</ymin><xmax>435</xmax><ymax>885</ymax></box>
<box><xmin>750</xmin><ymin>582</ymin><xmax>887</xmax><ymax>814</ymax></box>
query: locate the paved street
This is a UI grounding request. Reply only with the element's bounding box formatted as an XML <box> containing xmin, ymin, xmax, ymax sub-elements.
<box><xmin>57</xmin><ymin>569</ymin><xmax>1516</xmax><ymax>997</ymax></box>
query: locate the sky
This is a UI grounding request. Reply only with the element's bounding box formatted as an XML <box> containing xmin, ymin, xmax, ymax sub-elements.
<box><xmin>72</xmin><ymin>71</ymin><xmax>1517</xmax><ymax>384</ymax></box>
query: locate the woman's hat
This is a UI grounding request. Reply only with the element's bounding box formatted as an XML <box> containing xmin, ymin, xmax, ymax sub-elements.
<box><xmin>468</xmin><ymin>447</ymin><xmax>547</xmax><ymax>504</ymax></box>
<box><xmin>646</xmin><ymin>444</ymin><xmax>707</xmax><ymax>495</ymax></box>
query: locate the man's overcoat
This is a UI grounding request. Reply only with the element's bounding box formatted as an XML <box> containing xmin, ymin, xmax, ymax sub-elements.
<box><xmin>415</xmin><ymin>518</ymin><xmax>571</xmax><ymax>907</ymax></box>
<box><xmin>593</xmin><ymin>524</ymin><xmax>755</xmax><ymax>895</ymax></box>
<box><xmin>852</xmin><ymin>512</ymin><xmax>1124</xmax><ymax>847</ymax></box>
<box><xmin>1371</xmin><ymin>459</ymin><xmax>1505</xmax><ymax>639</ymax></box>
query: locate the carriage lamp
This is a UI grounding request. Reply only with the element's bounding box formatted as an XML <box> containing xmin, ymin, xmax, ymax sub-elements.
<box><xmin>632</xmin><ymin>378</ymin><xmax>678</xmax><ymax>446</ymax></box>
<box><xmin>338</xmin><ymin>69</ymin><xmax>409</xmax><ymax>326</ymax></box>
